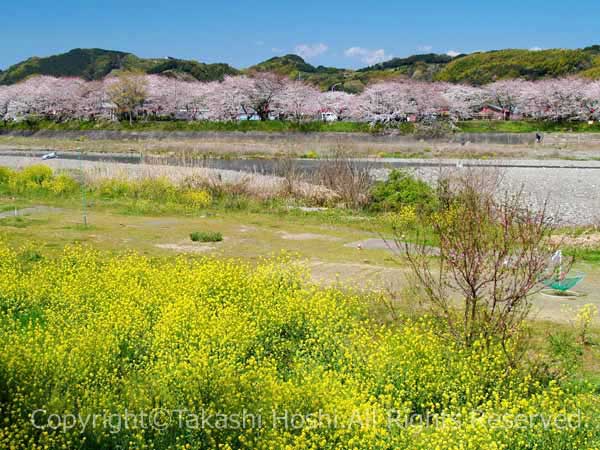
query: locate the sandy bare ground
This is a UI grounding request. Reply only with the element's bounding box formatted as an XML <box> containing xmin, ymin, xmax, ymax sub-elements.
<box><xmin>278</xmin><ymin>231</ymin><xmax>342</xmax><ymax>241</ymax></box>
<box><xmin>155</xmin><ymin>243</ymin><xmax>217</xmax><ymax>253</ymax></box>
<box><xmin>308</xmin><ymin>260</ymin><xmax>600</xmax><ymax>326</ymax></box>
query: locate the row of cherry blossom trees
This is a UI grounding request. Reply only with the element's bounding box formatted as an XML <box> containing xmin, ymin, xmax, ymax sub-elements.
<box><xmin>1</xmin><ymin>74</ymin><xmax>600</xmax><ymax>124</ymax></box>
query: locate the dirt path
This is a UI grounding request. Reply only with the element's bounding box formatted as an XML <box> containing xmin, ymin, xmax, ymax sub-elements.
<box><xmin>0</xmin><ymin>206</ymin><xmax>63</xmax><ymax>219</ymax></box>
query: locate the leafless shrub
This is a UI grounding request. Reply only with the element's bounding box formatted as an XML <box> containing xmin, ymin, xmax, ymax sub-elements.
<box><xmin>274</xmin><ymin>156</ymin><xmax>302</xmax><ymax>197</ymax></box>
<box><xmin>314</xmin><ymin>145</ymin><xmax>373</xmax><ymax>209</ymax></box>
<box><xmin>396</xmin><ymin>169</ymin><xmax>569</xmax><ymax>350</ymax></box>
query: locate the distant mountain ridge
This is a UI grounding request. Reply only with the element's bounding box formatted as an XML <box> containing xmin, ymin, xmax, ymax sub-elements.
<box><xmin>0</xmin><ymin>48</ymin><xmax>239</xmax><ymax>85</ymax></box>
<box><xmin>2</xmin><ymin>46</ymin><xmax>600</xmax><ymax>90</ymax></box>
<box><xmin>435</xmin><ymin>48</ymin><xmax>600</xmax><ymax>85</ymax></box>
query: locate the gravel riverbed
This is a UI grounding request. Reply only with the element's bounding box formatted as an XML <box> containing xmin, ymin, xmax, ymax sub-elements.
<box><xmin>410</xmin><ymin>165</ymin><xmax>600</xmax><ymax>225</ymax></box>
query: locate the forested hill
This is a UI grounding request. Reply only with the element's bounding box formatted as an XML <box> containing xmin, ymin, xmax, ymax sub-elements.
<box><xmin>0</xmin><ymin>48</ymin><xmax>239</xmax><ymax>85</ymax></box>
<box><xmin>2</xmin><ymin>46</ymin><xmax>600</xmax><ymax>89</ymax></box>
<box><xmin>434</xmin><ymin>48</ymin><xmax>600</xmax><ymax>84</ymax></box>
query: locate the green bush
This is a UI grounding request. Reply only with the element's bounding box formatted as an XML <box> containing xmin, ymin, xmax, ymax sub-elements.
<box><xmin>190</xmin><ymin>231</ymin><xmax>223</xmax><ymax>242</ymax></box>
<box><xmin>370</xmin><ymin>169</ymin><xmax>438</xmax><ymax>214</ymax></box>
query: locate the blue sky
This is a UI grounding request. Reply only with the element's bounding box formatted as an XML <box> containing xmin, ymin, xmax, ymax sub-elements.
<box><xmin>2</xmin><ymin>0</ymin><xmax>600</xmax><ymax>70</ymax></box>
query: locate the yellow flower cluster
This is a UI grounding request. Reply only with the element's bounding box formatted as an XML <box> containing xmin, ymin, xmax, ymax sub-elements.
<box><xmin>0</xmin><ymin>165</ymin><xmax>79</xmax><ymax>196</ymax></box>
<box><xmin>0</xmin><ymin>243</ymin><xmax>597</xmax><ymax>449</ymax></box>
<box><xmin>181</xmin><ymin>190</ymin><xmax>212</xmax><ymax>209</ymax></box>
<box><xmin>0</xmin><ymin>165</ymin><xmax>214</xmax><ymax>213</ymax></box>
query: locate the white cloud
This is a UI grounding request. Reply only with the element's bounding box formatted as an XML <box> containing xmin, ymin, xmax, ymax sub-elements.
<box><xmin>417</xmin><ymin>45</ymin><xmax>433</xmax><ymax>52</ymax></box>
<box><xmin>344</xmin><ymin>47</ymin><xmax>391</xmax><ymax>65</ymax></box>
<box><xmin>446</xmin><ymin>50</ymin><xmax>461</xmax><ymax>57</ymax></box>
<box><xmin>294</xmin><ymin>43</ymin><xmax>328</xmax><ymax>59</ymax></box>
<box><xmin>255</xmin><ymin>40</ymin><xmax>265</xmax><ymax>47</ymax></box>
<box><xmin>529</xmin><ymin>46</ymin><xmax>543</xmax><ymax>51</ymax></box>
<box><xmin>271</xmin><ymin>47</ymin><xmax>283</xmax><ymax>53</ymax></box>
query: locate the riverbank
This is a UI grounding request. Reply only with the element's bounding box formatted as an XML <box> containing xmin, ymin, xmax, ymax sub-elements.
<box><xmin>3</xmin><ymin>130</ymin><xmax>600</xmax><ymax>160</ymax></box>
<box><xmin>1</xmin><ymin>152</ymin><xmax>600</xmax><ymax>225</ymax></box>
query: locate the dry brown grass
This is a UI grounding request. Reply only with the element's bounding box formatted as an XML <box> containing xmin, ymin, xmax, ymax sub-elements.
<box><xmin>0</xmin><ymin>156</ymin><xmax>337</xmax><ymax>204</ymax></box>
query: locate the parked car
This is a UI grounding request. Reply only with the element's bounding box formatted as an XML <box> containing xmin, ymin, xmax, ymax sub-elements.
<box><xmin>41</xmin><ymin>152</ymin><xmax>57</xmax><ymax>160</ymax></box>
<box><xmin>321</xmin><ymin>111</ymin><xmax>338</xmax><ymax>122</ymax></box>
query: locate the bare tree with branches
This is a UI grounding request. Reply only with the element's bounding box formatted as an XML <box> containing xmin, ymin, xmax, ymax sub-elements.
<box><xmin>396</xmin><ymin>170</ymin><xmax>568</xmax><ymax>348</ymax></box>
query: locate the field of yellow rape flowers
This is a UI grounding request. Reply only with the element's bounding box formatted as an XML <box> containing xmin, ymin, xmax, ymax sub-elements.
<box><xmin>0</xmin><ymin>164</ymin><xmax>599</xmax><ymax>448</ymax></box>
<box><xmin>0</xmin><ymin>243</ymin><xmax>598</xmax><ymax>449</ymax></box>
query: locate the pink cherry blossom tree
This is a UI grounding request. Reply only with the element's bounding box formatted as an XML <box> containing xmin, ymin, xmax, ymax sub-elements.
<box><xmin>11</xmin><ymin>76</ymin><xmax>56</xmax><ymax>118</ymax></box>
<box><xmin>483</xmin><ymin>80</ymin><xmax>532</xmax><ymax>118</ymax></box>
<box><xmin>583</xmin><ymin>81</ymin><xmax>600</xmax><ymax>121</ymax></box>
<box><xmin>206</xmin><ymin>75</ymin><xmax>253</xmax><ymax>121</ymax></box>
<box><xmin>318</xmin><ymin>91</ymin><xmax>356</xmax><ymax>121</ymax></box>
<box><xmin>353</xmin><ymin>80</ymin><xmax>446</xmax><ymax>124</ymax></box>
<box><xmin>3</xmin><ymin>72</ymin><xmax>599</xmax><ymax>126</ymax></box>
<box><xmin>522</xmin><ymin>78</ymin><xmax>589</xmax><ymax>121</ymax></box>
<box><xmin>76</xmin><ymin>80</ymin><xmax>106</xmax><ymax>119</ymax></box>
<box><xmin>441</xmin><ymin>84</ymin><xmax>487</xmax><ymax>120</ymax></box>
<box><xmin>246</xmin><ymin>73</ymin><xmax>287</xmax><ymax>121</ymax></box>
<box><xmin>352</xmin><ymin>82</ymin><xmax>411</xmax><ymax>123</ymax></box>
<box><xmin>0</xmin><ymin>85</ymin><xmax>13</xmax><ymax>122</ymax></box>
<box><xmin>275</xmin><ymin>80</ymin><xmax>321</xmax><ymax>122</ymax></box>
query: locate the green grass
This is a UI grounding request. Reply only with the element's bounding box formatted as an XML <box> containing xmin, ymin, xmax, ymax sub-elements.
<box><xmin>0</xmin><ymin>216</ymin><xmax>45</xmax><ymax>228</ymax></box>
<box><xmin>4</xmin><ymin>118</ymin><xmax>600</xmax><ymax>135</ymax></box>
<box><xmin>0</xmin><ymin>204</ymin><xmax>22</xmax><ymax>212</ymax></box>
<box><xmin>457</xmin><ymin>120</ymin><xmax>600</xmax><ymax>133</ymax></box>
<box><xmin>564</xmin><ymin>247</ymin><xmax>600</xmax><ymax>263</ymax></box>
<box><xmin>0</xmin><ymin>119</ymin><xmax>373</xmax><ymax>134</ymax></box>
<box><xmin>190</xmin><ymin>230</ymin><xmax>223</xmax><ymax>242</ymax></box>
<box><xmin>0</xmin><ymin>197</ymin><xmax>397</xmax><ymax>269</ymax></box>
